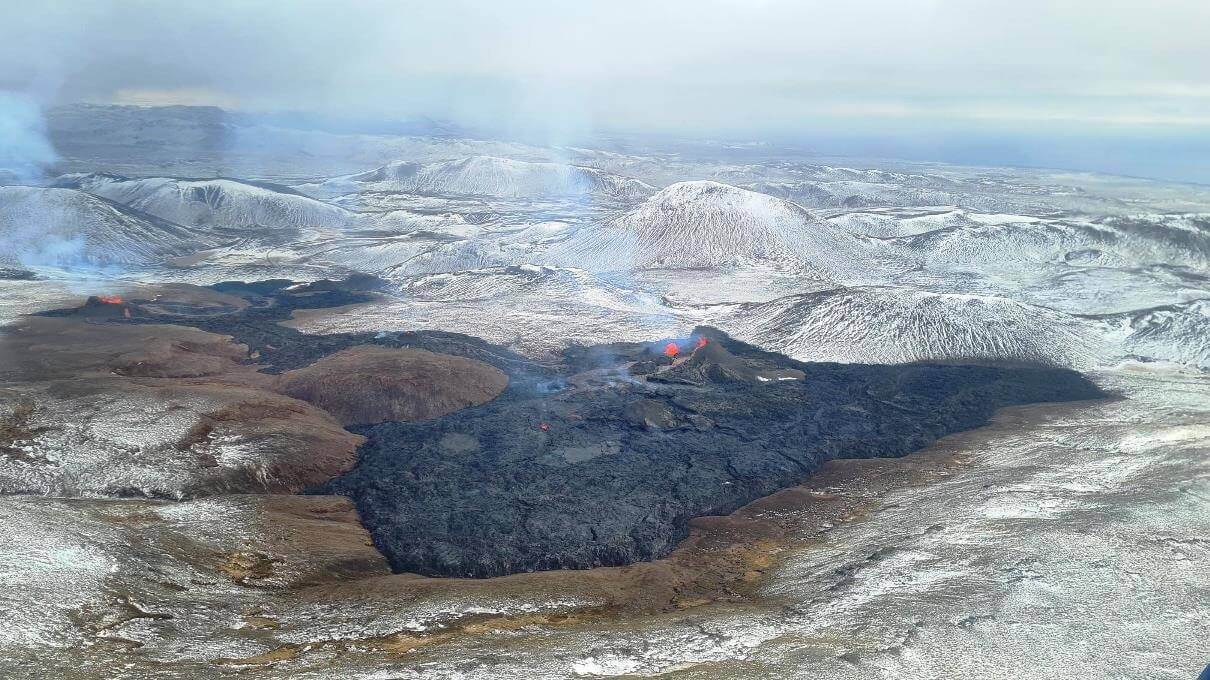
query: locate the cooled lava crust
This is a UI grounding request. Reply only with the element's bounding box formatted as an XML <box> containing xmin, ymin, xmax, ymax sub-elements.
<box><xmin>44</xmin><ymin>276</ymin><xmax>1104</xmax><ymax>578</ymax></box>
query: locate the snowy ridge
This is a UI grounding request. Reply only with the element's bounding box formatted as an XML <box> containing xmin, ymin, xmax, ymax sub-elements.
<box><xmin>827</xmin><ymin>208</ymin><xmax>1002</xmax><ymax>238</ymax></box>
<box><xmin>758</xmin><ymin>180</ymin><xmax>962</xmax><ymax>209</ymax></box>
<box><xmin>737</xmin><ymin>162</ymin><xmax>1184</xmax><ymax>214</ymax></box>
<box><xmin>319</xmin><ymin>156</ymin><xmax>654</xmax><ymax>200</ymax></box>
<box><xmin>0</xmin><ymin>186</ymin><xmax>212</xmax><ymax>268</ymax></box>
<box><xmin>698</xmin><ymin>286</ymin><xmax>1106</xmax><ymax>368</ymax></box>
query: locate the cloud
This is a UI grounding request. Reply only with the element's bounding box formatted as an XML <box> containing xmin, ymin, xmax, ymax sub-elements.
<box><xmin>1</xmin><ymin>0</ymin><xmax>1208</xmax><ymax>176</ymax></box>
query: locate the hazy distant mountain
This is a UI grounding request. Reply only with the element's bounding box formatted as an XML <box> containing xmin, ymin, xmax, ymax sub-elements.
<box><xmin>45</xmin><ymin>104</ymin><xmax>462</xmax><ymax>154</ymax></box>
<box><xmin>46</xmin><ymin>104</ymin><xmax>231</xmax><ymax>157</ymax></box>
<box><xmin>43</xmin><ymin>104</ymin><xmax>547</xmax><ymax>179</ymax></box>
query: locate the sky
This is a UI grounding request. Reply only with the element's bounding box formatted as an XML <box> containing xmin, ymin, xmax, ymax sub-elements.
<box><xmin>2</xmin><ymin>0</ymin><xmax>1209</xmax><ymax>181</ymax></box>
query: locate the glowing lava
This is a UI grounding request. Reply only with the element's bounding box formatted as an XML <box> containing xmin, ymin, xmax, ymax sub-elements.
<box><xmin>96</xmin><ymin>295</ymin><xmax>123</xmax><ymax>304</ymax></box>
<box><xmin>663</xmin><ymin>342</ymin><xmax>680</xmax><ymax>358</ymax></box>
<box><xmin>695</xmin><ymin>337</ymin><xmax>709</xmax><ymax>350</ymax></box>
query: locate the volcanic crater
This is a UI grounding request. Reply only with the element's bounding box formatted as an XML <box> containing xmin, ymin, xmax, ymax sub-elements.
<box><xmin>31</xmin><ymin>276</ymin><xmax>1104</xmax><ymax>577</ymax></box>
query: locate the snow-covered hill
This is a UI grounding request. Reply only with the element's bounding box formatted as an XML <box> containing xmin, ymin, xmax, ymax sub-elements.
<box><xmin>548</xmin><ymin>181</ymin><xmax>905</xmax><ymax>278</ymax></box>
<box><xmin>54</xmin><ymin>173</ymin><xmax>354</xmax><ymax>230</ymax></box>
<box><xmin>314</xmin><ymin>156</ymin><xmax>654</xmax><ymax>200</ymax></box>
<box><xmin>0</xmin><ymin>186</ymin><xmax>213</xmax><ymax>268</ymax></box>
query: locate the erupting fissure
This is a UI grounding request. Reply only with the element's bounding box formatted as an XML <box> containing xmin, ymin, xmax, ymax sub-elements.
<box><xmin>663</xmin><ymin>336</ymin><xmax>708</xmax><ymax>359</ymax></box>
<box><xmin>96</xmin><ymin>294</ymin><xmax>123</xmax><ymax>304</ymax></box>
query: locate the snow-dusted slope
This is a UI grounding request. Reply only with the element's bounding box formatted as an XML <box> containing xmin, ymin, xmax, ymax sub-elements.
<box><xmin>318</xmin><ymin>156</ymin><xmax>654</xmax><ymax>200</ymax></box>
<box><xmin>700</xmin><ymin>286</ymin><xmax>1104</xmax><ymax>368</ymax></box>
<box><xmin>373</xmin><ymin>226</ymin><xmax>538</xmax><ymax>277</ymax></box>
<box><xmin>549</xmin><ymin>181</ymin><xmax>904</xmax><ymax>278</ymax></box>
<box><xmin>286</xmin><ymin>265</ymin><xmax>679</xmax><ymax>355</ymax></box>
<box><xmin>55</xmin><ymin>173</ymin><xmax>354</xmax><ymax>230</ymax></box>
<box><xmin>827</xmin><ymin>208</ymin><xmax>998</xmax><ymax>238</ymax></box>
<box><xmin>297</xmin><ymin>230</ymin><xmax>472</xmax><ymax>274</ymax></box>
<box><xmin>1097</xmin><ymin>299</ymin><xmax>1210</xmax><ymax>369</ymax></box>
<box><xmin>400</xmin><ymin>264</ymin><xmax>648</xmax><ymax>308</ymax></box>
<box><xmin>895</xmin><ymin>212</ymin><xmax>1210</xmax><ymax>272</ymax></box>
<box><xmin>0</xmin><ymin>186</ymin><xmax>212</xmax><ymax>268</ymax></box>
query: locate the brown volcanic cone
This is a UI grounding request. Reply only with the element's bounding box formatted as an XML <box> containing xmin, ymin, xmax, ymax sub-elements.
<box><xmin>275</xmin><ymin>345</ymin><xmax>508</xmax><ymax>426</ymax></box>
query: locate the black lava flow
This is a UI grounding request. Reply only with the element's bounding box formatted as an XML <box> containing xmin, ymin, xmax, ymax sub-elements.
<box><xmin>43</xmin><ymin>276</ymin><xmax>1106</xmax><ymax>578</ymax></box>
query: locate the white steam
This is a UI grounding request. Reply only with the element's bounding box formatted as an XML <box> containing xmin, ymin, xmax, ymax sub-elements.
<box><xmin>0</xmin><ymin>92</ymin><xmax>56</xmax><ymax>184</ymax></box>
<box><xmin>0</xmin><ymin>99</ymin><xmax>104</xmax><ymax>280</ymax></box>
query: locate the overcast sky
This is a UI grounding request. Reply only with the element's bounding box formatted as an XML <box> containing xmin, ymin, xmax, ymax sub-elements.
<box><xmin>3</xmin><ymin>0</ymin><xmax>1209</xmax><ymax>180</ymax></box>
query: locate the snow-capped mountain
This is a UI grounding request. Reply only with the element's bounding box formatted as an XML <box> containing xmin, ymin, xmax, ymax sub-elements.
<box><xmin>313</xmin><ymin>156</ymin><xmax>654</xmax><ymax>200</ymax></box>
<box><xmin>0</xmin><ymin>186</ymin><xmax>213</xmax><ymax>268</ymax></box>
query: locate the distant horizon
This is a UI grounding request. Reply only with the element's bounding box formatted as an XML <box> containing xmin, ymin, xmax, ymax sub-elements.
<box><xmin>30</xmin><ymin>100</ymin><xmax>1210</xmax><ymax>187</ymax></box>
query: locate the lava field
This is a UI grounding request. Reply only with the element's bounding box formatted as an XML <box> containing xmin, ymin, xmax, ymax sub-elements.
<box><xmin>43</xmin><ymin>277</ymin><xmax>1104</xmax><ymax>577</ymax></box>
